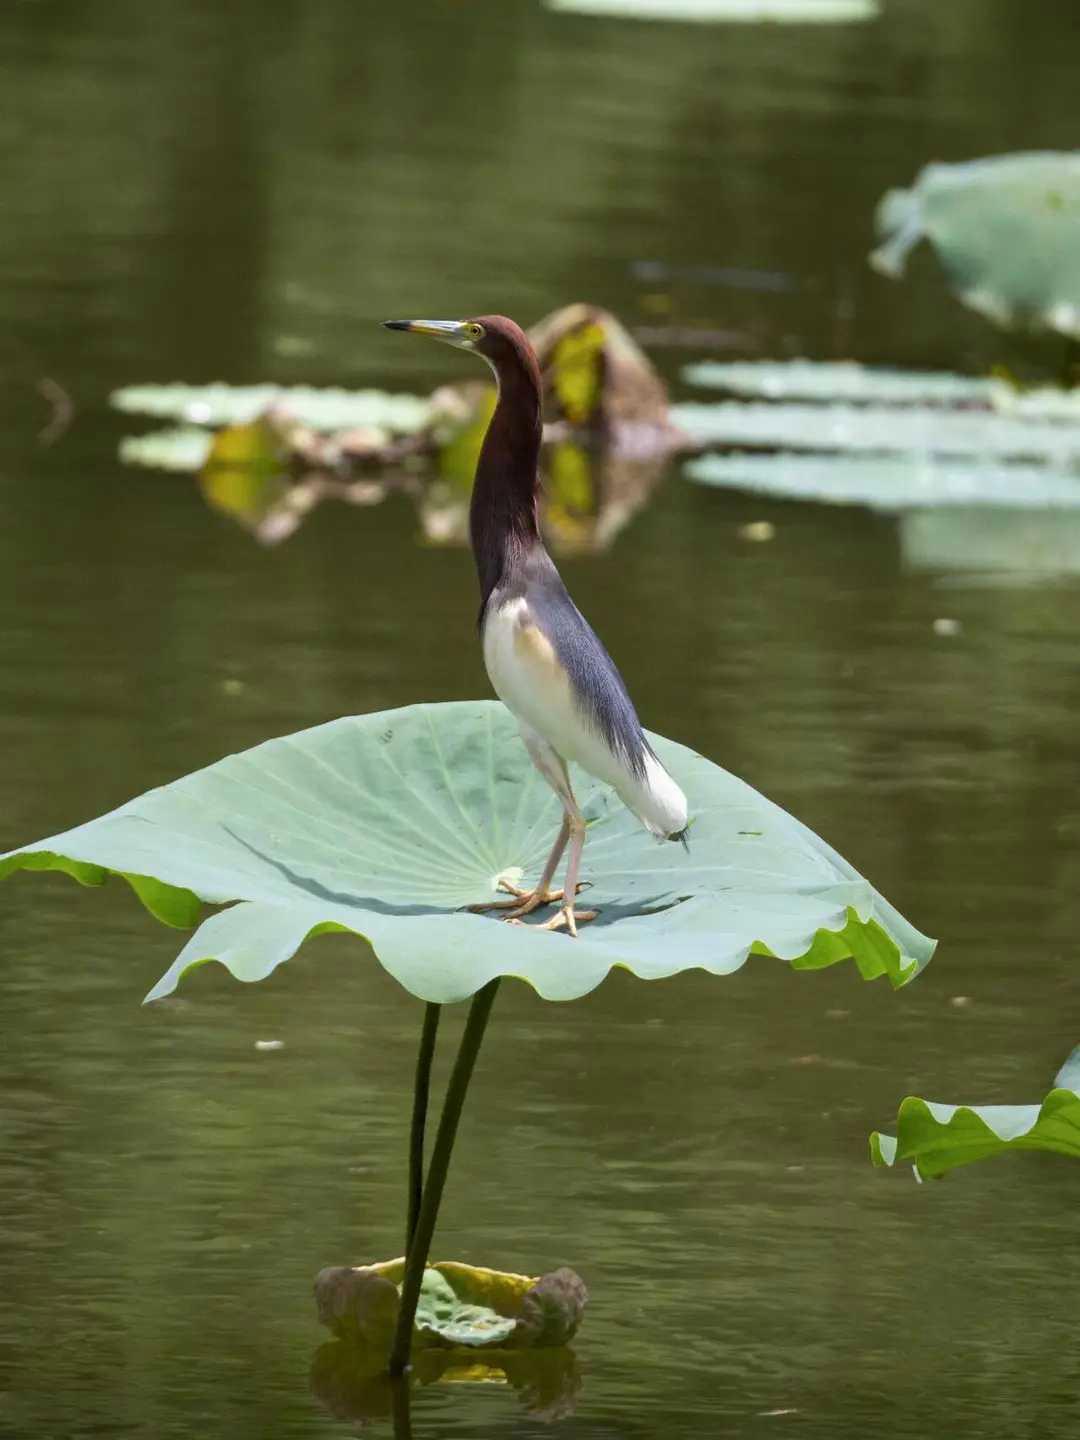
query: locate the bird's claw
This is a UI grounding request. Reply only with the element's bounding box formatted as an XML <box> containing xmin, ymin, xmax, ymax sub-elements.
<box><xmin>506</xmin><ymin>906</ymin><xmax>598</xmax><ymax>938</ymax></box>
<box><xmin>467</xmin><ymin>881</ymin><xmax>588</xmax><ymax>918</ymax></box>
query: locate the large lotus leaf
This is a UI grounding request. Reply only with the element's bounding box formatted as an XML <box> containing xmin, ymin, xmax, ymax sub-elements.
<box><xmin>111</xmin><ymin>382</ymin><xmax>431</xmax><ymax>434</ymax></box>
<box><xmin>546</xmin><ymin>0</ymin><xmax>878</xmax><ymax>22</ymax></box>
<box><xmin>871</xmin><ymin>1048</ymin><xmax>1080</xmax><ymax>1181</ymax></box>
<box><xmin>0</xmin><ymin>701</ymin><xmax>934</xmax><ymax>1004</ymax></box>
<box><xmin>671</xmin><ymin>400</ymin><xmax>1080</xmax><ymax>463</ymax></box>
<box><xmin>685</xmin><ymin>452</ymin><xmax>1080</xmax><ymax>512</ymax></box>
<box><xmin>870</xmin><ymin>152</ymin><xmax>1080</xmax><ymax>339</ymax></box>
<box><xmin>682</xmin><ymin>360</ymin><xmax>997</xmax><ymax>406</ymax></box>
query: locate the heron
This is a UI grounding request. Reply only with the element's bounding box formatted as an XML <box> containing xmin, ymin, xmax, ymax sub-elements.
<box><xmin>384</xmin><ymin>315</ymin><xmax>687</xmax><ymax>935</ymax></box>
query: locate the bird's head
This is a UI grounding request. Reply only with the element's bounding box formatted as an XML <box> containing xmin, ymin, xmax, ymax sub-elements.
<box><xmin>383</xmin><ymin>314</ymin><xmax>535</xmax><ymax>383</ymax></box>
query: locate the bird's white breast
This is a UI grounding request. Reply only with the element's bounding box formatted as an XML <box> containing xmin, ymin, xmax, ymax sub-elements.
<box><xmin>481</xmin><ymin>595</ymin><xmax>687</xmax><ymax>839</ymax></box>
<box><xmin>482</xmin><ymin>596</ymin><xmax>594</xmax><ymax>767</ymax></box>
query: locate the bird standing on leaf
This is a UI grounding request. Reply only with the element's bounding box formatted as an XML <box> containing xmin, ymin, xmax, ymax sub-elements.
<box><xmin>384</xmin><ymin>315</ymin><xmax>688</xmax><ymax>935</ymax></box>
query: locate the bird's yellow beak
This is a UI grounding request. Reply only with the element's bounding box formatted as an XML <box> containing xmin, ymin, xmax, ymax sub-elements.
<box><xmin>383</xmin><ymin>319</ymin><xmax>472</xmax><ymax>346</ymax></box>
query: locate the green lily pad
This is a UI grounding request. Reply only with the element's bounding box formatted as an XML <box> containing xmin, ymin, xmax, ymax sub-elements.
<box><xmin>111</xmin><ymin>382</ymin><xmax>431</xmax><ymax>434</ymax></box>
<box><xmin>546</xmin><ymin>0</ymin><xmax>878</xmax><ymax>22</ymax></box>
<box><xmin>0</xmin><ymin>701</ymin><xmax>934</xmax><ymax>1004</ymax></box>
<box><xmin>871</xmin><ymin>152</ymin><xmax>1080</xmax><ymax>339</ymax></box>
<box><xmin>685</xmin><ymin>453</ymin><xmax>1080</xmax><ymax>511</ymax></box>
<box><xmin>871</xmin><ymin>1047</ymin><xmax>1080</xmax><ymax>1180</ymax></box>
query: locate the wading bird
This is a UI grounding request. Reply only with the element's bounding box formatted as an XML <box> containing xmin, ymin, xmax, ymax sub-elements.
<box><xmin>384</xmin><ymin>315</ymin><xmax>687</xmax><ymax>935</ymax></box>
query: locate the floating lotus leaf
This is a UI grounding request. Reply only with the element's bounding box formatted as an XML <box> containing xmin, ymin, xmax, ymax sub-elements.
<box><xmin>314</xmin><ymin>1258</ymin><xmax>586</xmax><ymax>1350</ymax></box>
<box><xmin>118</xmin><ymin>426</ymin><xmax>213</xmax><ymax>473</ymax></box>
<box><xmin>685</xmin><ymin>452</ymin><xmax>1080</xmax><ymax>511</ymax></box>
<box><xmin>871</xmin><ymin>152</ymin><xmax>1080</xmax><ymax>339</ymax></box>
<box><xmin>871</xmin><ymin>1048</ymin><xmax>1080</xmax><ymax>1180</ymax></box>
<box><xmin>671</xmin><ymin>400</ymin><xmax>1080</xmax><ymax>463</ymax></box>
<box><xmin>682</xmin><ymin>359</ymin><xmax>1080</xmax><ymax>420</ymax></box>
<box><xmin>0</xmin><ymin>701</ymin><xmax>934</xmax><ymax>1004</ymax></box>
<box><xmin>682</xmin><ymin>360</ymin><xmax>997</xmax><ymax>406</ymax></box>
<box><xmin>111</xmin><ymin>382</ymin><xmax>431</xmax><ymax>434</ymax></box>
<box><xmin>546</xmin><ymin>0</ymin><xmax>878</xmax><ymax>22</ymax></box>
<box><xmin>1000</xmin><ymin>387</ymin><xmax>1080</xmax><ymax>422</ymax></box>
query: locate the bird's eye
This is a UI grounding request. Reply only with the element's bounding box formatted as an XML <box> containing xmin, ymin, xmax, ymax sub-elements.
<box><xmin>466</xmin><ymin>323</ymin><xmax>484</xmax><ymax>340</ymax></box>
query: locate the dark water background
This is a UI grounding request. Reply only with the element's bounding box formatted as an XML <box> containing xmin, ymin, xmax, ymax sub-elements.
<box><xmin>3</xmin><ymin>1</ymin><xmax>1080</xmax><ymax>1435</ymax></box>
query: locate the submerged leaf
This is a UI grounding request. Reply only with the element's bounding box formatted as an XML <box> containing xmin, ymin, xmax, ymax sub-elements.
<box><xmin>871</xmin><ymin>1047</ymin><xmax>1080</xmax><ymax>1180</ymax></box>
<box><xmin>111</xmin><ymin>382</ymin><xmax>431</xmax><ymax>434</ymax></box>
<box><xmin>871</xmin><ymin>152</ymin><xmax>1080</xmax><ymax>339</ymax></box>
<box><xmin>0</xmin><ymin>701</ymin><xmax>934</xmax><ymax>1004</ymax></box>
<box><xmin>685</xmin><ymin>452</ymin><xmax>1080</xmax><ymax>511</ymax></box>
<box><xmin>546</xmin><ymin>0</ymin><xmax>878</xmax><ymax>21</ymax></box>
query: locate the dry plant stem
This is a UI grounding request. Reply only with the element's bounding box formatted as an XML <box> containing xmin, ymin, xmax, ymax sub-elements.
<box><xmin>388</xmin><ymin>979</ymin><xmax>501</xmax><ymax>1377</ymax></box>
<box><xmin>406</xmin><ymin>1002</ymin><xmax>442</xmax><ymax>1256</ymax></box>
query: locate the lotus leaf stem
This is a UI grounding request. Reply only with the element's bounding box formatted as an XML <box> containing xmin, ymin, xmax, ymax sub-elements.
<box><xmin>406</xmin><ymin>1002</ymin><xmax>441</xmax><ymax>1254</ymax></box>
<box><xmin>389</xmin><ymin>978</ymin><xmax>501</xmax><ymax>1376</ymax></box>
<box><xmin>391</xmin><ymin>1372</ymin><xmax>413</xmax><ymax>1438</ymax></box>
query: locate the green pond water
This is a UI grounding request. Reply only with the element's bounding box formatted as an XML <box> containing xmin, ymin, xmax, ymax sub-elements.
<box><xmin>3</xmin><ymin>1</ymin><xmax>1080</xmax><ymax>1436</ymax></box>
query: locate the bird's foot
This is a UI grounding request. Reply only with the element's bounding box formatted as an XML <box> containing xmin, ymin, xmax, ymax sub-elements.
<box><xmin>467</xmin><ymin>881</ymin><xmax>585</xmax><ymax>919</ymax></box>
<box><xmin>507</xmin><ymin>904</ymin><xmax>598</xmax><ymax>938</ymax></box>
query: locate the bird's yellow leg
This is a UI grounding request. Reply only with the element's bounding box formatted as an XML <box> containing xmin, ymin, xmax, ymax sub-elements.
<box><xmin>467</xmin><ymin>817</ymin><xmax>571</xmax><ymax>916</ymax></box>
<box><xmin>510</xmin><ymin>811</ymin><xmax>596</xmax><ymax>936</ymax></box>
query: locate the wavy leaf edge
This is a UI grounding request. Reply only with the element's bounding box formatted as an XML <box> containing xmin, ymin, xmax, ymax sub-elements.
<box><xmin>0</xmin><ymin>701</ymin><xmax>935</xmax><ymax>1006</ymax></box>
<box><xmin>871</xmin><ymin>1046</ymin><xmax>1080</xmax><ymax>1180</ymax></box>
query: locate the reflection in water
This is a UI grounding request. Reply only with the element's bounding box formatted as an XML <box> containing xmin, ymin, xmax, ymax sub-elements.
<box><xmin>419</xmin><ymin>441</ymin><xmax>669</xmax><ymax>555</ymax></box>
<box><xmin>901</xmin><ymin>506</ymin><xmax>1080</xmax><ymax>578</ymax></box>
<box><xmin>191</xmin><ymin>426</ymin><xmax>667</xmax><ymax>554</ymax></box>
<box><xmin>310</xmin><ymin>1340</ymin><xmax>581</xmax><ymax>1428</ymax></box>
<box><xmin>123</xmin><ymin>305</ymin><xmax>682</xmax><ymax>552</ymax></box>
<box><xmin>202</xmin><ymin>465</ymin><xmax>389</xmax><ymax>546</ymax></box>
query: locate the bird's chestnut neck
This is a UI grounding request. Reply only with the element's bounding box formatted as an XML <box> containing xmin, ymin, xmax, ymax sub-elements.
<box><xmin>469</xmin><ymin>344</ymin><xmax>544</xmax><ymax>618</ymax></box>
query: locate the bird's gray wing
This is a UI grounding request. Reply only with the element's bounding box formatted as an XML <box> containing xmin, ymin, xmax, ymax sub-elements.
<box><xmin>516</xmin><ymin>549</ymin><xmax>651</xmax><ymax>781</ymax></box>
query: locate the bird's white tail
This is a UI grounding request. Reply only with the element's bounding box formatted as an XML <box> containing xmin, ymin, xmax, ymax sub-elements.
<box><xmin>617</xmin><ymin>749</ymin><xmax>688</xmax><ymax>840</ymax></box>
